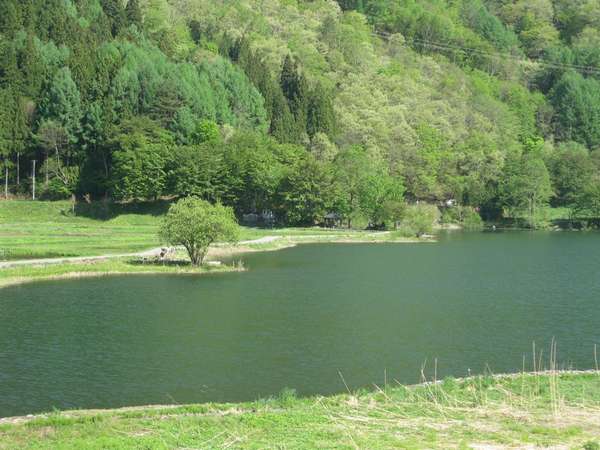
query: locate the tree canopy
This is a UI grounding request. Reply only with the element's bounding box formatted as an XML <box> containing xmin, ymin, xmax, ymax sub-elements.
<box><xmin>2</xmin><ymin>0</ymin><xmax>600</xmax><ymax>227</ymax></box>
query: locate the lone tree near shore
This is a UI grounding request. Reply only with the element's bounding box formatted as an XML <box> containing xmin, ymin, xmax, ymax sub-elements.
<box><xmin>159</xmin><ymin>198</ymin><xmax>239</xmax><ymax>266</ymax></box>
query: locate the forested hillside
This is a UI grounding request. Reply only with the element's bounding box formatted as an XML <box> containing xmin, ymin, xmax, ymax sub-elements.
<box><xmin>2</xmin><ymin>0</ymin><xmax>600</xmax><ymax>226</ymax></box>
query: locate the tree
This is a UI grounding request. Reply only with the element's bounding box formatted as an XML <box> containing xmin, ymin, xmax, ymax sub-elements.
<box><xmin>280</xmin><ymin>55</ymin><xmax>308</xmax><ymax>142</ymax></box>
<box><xmin>547</xmin><ymin>142</ymin><xmax>593</xmax><ymax>207</ymax></box>
<box><xmin>501</xmin><ymin>153</ymin><xmax>554</xmax><ymax>227</ymax></box>
<box><xmin>276</xmin><ymin>156</ymin><xmax>332</xmax><ymax>226</ymax></box>
<box><xmin>359</xmin><ymin>173</ymin><xmax>405</xmax><ymax>227</ymax></box>
<box><xmin>307</xmin><ymin>83</ymin><xmax>336</xmax><ymax>139</ymax></box>
<box><xmin>573</xmin><ymin>181</ymin><xmax>600</xmax><ymax>218</ymax></box>
<box><xmin>41</xmin><ymin>67</ymin><xmax>82</xmax><ymax>149</ymax></box>
<box><xmin>125</xmin><ymin>0</ymin><xmax>143</xmax><ymax>28</ymax></box>
<box><xmin>399</xmin><ymin>204</ymin><xmax>439</xmax><ymax>237</ymax></box>
<box><xmin>159</xmin><ymin>197</ymin><xmax>239</xmax><ymax>266</ymax></box>
<box><xmin>166</xmin><ymin>143</ymin><xmax>229</xmax><ymax>202</ymax></box>
<box><xmin>36</xmin><ymin>120</ymin><xmax>69</xmax><ymax>186</ymax></box>
<box><xmin>550</xmin><ymin>71</ymin><xmax>600</xmax><ymax>149</ymax></box>
<box><xmin>110</xmin><ymin>136</ymin><xmax>170</xmax><ymax>200</ymax></box>
<box><xmin>109</xmin><ymin>118</ymin><xmax>174</xmax><ymax>200</ymax></box>
<box><xmin>101</xmin><ymin>0</ymin><xmax>127</xmax><ymax>36</ymax></box>
<box><xmin>192</xmin><ymin>119</ymin><xmax>221</xmax><ymax>144</ymax></box>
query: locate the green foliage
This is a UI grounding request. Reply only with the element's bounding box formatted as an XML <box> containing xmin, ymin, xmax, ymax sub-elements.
<box><xmin>109</xmin><ymin>118</ymin><xmax>174</xmax><ymax>200</ymax></box>
<box><xmin>573</xmin><ymin>181</ymin><xmax>600</xmax><ymax>218</ymax></box>
<box><xmin>547</xmin><ymin>141</ymin><xmax>594</xmax><ymax>207</ymax></box>
<box><xmin>125</xmin><ymin>0</ymin><xmax>143</xmax><ymax>29</ymax></box>
<box><xmin>398</xmin><ymin>204</ymin><xmax>439</xmax><ymax>237</ymax></box>
<box><xmin>2</xmin><ymin>0</ymin><xmax>600</xmax><ymax>224</ymax></box>
<box><xmin>166</xmin><ymin>144</ymin><xmax>228</xmax><ymax>202</ymax></box>
<box><xmin>501</xmin><ymin>152</ymin><xmax>554</xmax><ymax>228</ymax></box>
<box><xmin>276</xmin><ymin>155</ymin><xmax>333</xmax><ymax>226</ymax></box>
<box><xmin>159</xmin><ymin>197</ymin><xmax>239</xmax><ymax>266</ymax></box>
<box><xmin>550</xmin><ymin>71</ymin><xmax>600</xmax><ymax>149</ymax></box>
<box><xmin>441</xmin><ymin>205</ymin><xmax>483</xmax><ymax>229</ymax></box>
<box><xmin>462</xmin><ymin>207</ymin><xmax>484</xmax><ymax>230</ymax></box>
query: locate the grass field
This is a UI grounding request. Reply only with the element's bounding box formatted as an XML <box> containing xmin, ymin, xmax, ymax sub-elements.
<box><xmin>0</xmin><ymin>372</ymin><xmax>599</xmax><ymax>449</ymax></box>
<box><xmin>0</xmin><ymin>200</ymin><xmax>418</xmax><ymax>287</ymax></box>
<box><xmin>0</xmin><ymin>200</ymin><xmax>415</xmax><ymax>262</ymax></box>
<box><xmin>0</xmin><ymin>201</ymin><xmax>164</xmax><ymax>260</ymax></box>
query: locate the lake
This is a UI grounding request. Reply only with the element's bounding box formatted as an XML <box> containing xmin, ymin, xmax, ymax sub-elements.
<box><xmin>1</xmin><ymin>231</ymin><xmax>600</xmax><ymax>417</ymax></box>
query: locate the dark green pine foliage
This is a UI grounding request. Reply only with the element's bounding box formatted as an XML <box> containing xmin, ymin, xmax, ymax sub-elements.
<box><xmin>230</xmin><ymin>39</ymin><xmax>298</xmax><ymax>144</ymax></box>
<box><xmin>336</xmin><ymin>0</ymin><xmax>365</xmax><ymax>12</ymax></box>
<box><xmin>280</xmin><ymin>55</ymin><xmax>308</xmax><ymax>141</ymax></box>
<box><xmin>101</xmin><ymin>0</ymin><xmax>127</xmax><ymax>37</ymax></box>
<box><xmin>307</xmin><ymin>83</ymin><xmax>336</xmax><ymax>139</ymax></box>
<box><xmin>0</xmin><ymin>40</ymin><xmax>19</xmax><ymax>90</ymax></box>
<box><xmin>125</xmin><ymin>0</ymin><xmax>143</xmax><ymax>28</ymax></box>
<box><xmin>0</xmin><ymin>0</ymin><xmax>22</xmax><ymax>37</ymax></box>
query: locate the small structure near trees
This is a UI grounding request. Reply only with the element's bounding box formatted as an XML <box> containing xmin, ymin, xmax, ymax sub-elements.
<box><xmin>323</xmin><ymin>212</ymin><xmax>342</xmax><ymax>228</ymax></box>
<box><xmin>159</xmin><ymin>197</ymin><xmax>239</xmax><ymax>266</ymax></box>
<box><xmin>241</xmin><ymin>210</ymin><xmax>276</xmax><ymax>228</ymax></box>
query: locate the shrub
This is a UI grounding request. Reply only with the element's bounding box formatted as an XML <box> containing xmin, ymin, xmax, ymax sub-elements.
<box><xmin>462</xmin><ymin>208</ymin><xmax>484</xmax><ymax>230</ymax></box>
<box><xmin>398</xmin><ymin>204</ymin><xmax>439</xmax><ymax>237</ymax></box>
<box><xmin>40</xmin><ymin>179</ymin><xmax>73</xmax><ymax>200</ymax></box>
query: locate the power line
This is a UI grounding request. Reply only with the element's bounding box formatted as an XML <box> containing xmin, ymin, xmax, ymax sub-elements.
<box><xmin>372</xmin><ymin>29</ymin><xmax>600</xmax><ymax>76</ymax></box>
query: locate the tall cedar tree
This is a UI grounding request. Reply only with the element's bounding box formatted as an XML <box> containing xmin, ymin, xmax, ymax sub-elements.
<box><xmin>126</xmin><ymin>0</ymin><xmax>143</xmax><ymax>28</ymax></box>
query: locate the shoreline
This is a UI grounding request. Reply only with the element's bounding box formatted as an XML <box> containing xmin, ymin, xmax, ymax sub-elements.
<box><xmin>0</xmin><ymin>233</ymin><xmax>428</xmax><ymax>289</ymax></box>
<box><xmin>2</xmin><ymin>370</ymin><xmax>600</xmax><ymax>449</ymax></box>
<box><xmin>0</xmin><ymin>265</ymin><xmax>247</xmax><ymax>290</ymax></box>
<box><xmin>1</xmin><ymin>369</ymin><xmax>597</xmax><ymax>424</ymax></box>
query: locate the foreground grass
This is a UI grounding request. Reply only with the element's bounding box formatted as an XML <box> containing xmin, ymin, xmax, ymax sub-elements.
<box><xmin>0</xmin><ymin>373</ymin><xmax>599</xmax><ymax>449</ymax></box>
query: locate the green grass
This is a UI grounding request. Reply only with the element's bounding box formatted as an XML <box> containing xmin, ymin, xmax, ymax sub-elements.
<box><xmin>0</xmin><ymin>257</ymin><xmax>245</xmax><ymax>288</ymax></box>
<box><xmin>0</xmin><ymin>200</ymin><xmax>420</xmax><ymax>261</ymax></box>
<box><xmin>0</xmin><ymin>200</ymin><xmax>163</xmax><ymax>260</ymax></box>
<box><xmin>0</xmin><ymin>373</ymin><xmax>599</xmax><ymax>449</ymax></box>
<box><xmin>0</xmin><ymin>200</ymin><xmax>425</xmax><ymax>288</ymax></box>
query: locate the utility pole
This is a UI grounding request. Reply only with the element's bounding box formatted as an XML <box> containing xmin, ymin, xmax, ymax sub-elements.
<box><xmin>32</xmin><ymin>160</ymin><xmax>36</xmax><ymax>200</ymax></box>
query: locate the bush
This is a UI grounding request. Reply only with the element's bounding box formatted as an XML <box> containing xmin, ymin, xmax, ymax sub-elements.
<box><xmin>398</xmin><ymin>204</ymin><xmax>439</xmax><ymax>237</ymax></box>
<box><xmin>440</xmin><ymin>206</ymin><xmax>461</xmax><ymax>224</ymax></box>
<box><xmin>462</xmin><ymin>208</ymin><xmax>483</xmax><ymax>230</ymax></box>
<box><xmin>40</xmin><ymin>179</ymin><xmax>73</xmax><ymax>200</ymax></box>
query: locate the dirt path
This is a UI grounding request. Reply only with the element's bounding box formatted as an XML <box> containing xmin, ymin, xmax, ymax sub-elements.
<box><xmin>0</xmin><ymin>236</ymin><xmax>282</xmax><ymax>269</ymax></box>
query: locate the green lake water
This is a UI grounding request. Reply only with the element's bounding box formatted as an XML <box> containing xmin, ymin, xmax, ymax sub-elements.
<box><xmin>1</xmin><ymin>231</ymin><xmax>600</xmax><ymax>417</ymax></box>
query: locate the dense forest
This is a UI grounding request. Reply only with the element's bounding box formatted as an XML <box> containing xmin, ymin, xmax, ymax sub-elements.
<box><xmin>2</xmin><ymin>0</ymin><xmax>600</xmax><ymax>227</ymax></box>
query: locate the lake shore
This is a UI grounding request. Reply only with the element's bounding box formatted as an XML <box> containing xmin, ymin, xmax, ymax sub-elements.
<box><xmin>0</xmin><ymin>232</ymin><xmax>428</xmax><ymax>289</ymax></box>
<box><xmin>1</xmin><ymin>371</ymin><xmax>599</xmax><ymax>448</ymax></box>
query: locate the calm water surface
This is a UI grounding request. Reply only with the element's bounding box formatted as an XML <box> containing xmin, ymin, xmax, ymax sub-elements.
<box><xmin>1</xmin><ymin>231</ymin><xmax>600</xmax><ymax>417</ymax></box>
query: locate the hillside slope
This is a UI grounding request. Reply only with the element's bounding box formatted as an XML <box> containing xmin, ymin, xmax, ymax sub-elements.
<box><xmin>1</xmin><ymin>1</ymin><xmax>600</xmax><ymax>225</ymax></box>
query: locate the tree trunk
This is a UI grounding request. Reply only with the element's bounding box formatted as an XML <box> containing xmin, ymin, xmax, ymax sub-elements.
<box><xmin>4</xmin><ymin>166</ymin><xmax>8</xmax><ymax>199</ymax></box>
<box><xmin>45</xmin><ymin>150</ymin><xmax>49</xmax><ymax>186</ymax></box>
<box><xmin>16</xmin><ymin>153</ymin><xmax>19</xmax><ymax>185</ymax></box>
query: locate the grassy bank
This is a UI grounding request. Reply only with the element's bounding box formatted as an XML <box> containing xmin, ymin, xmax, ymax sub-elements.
<box><xmin>0</xmin><ymin>200</ymin><xmax>163</xmax><ymax>260</ymax></box>
<box><xmin>0</xmin><ymin>229</ymin><xmax>421</xmax><ymax>288</ymax></box>
<box><xmin>0</xmin><ymin>372</ymin><xmax>599</xmax><ymax>449</ymax></box>
<box><xmin>0</xmin><ymin>200</ymin><xmax>424</xmax><ymax>287</ymax></box>
<box><xmin>0</xmin><ymin>257</ymin><xmax>245</xmax><ymax>289</ymax></box>
<box><xmin>0</xmin><ymin>200</ymin><xmax>420</xmax><ymax>261</ymax></box>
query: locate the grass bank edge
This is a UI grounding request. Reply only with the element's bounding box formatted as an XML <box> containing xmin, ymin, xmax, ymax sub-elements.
<box><xmin>1</xmin><ymin>372</ymin><xmax>599</xmax><ymax>449</ymax></box>
<box><xmin>0</xmin><ymin>233</ymin><xmax>429</xmax><ymax>289</ymax></box>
